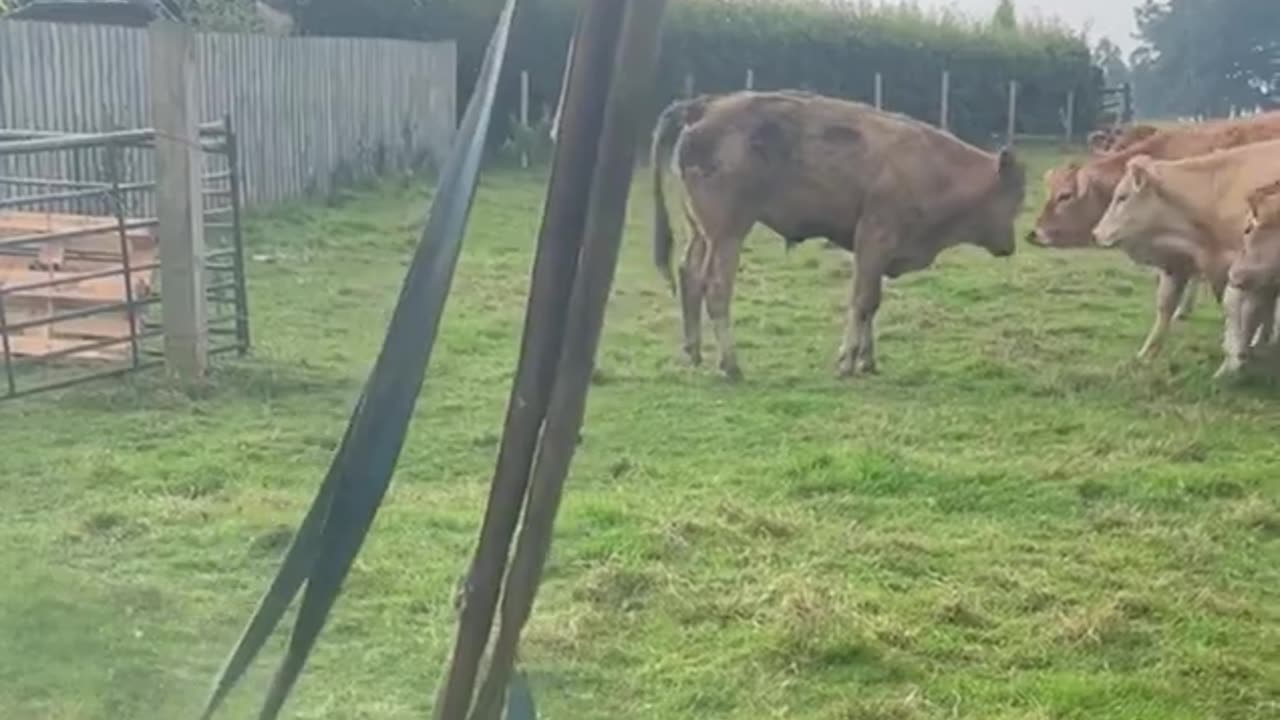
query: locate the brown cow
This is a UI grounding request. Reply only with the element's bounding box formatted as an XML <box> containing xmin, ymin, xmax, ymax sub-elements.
<box><xmin>1220</xmin><ymin>180</ymin><xmax>1280</xmax><ymax>376</ymax></box>
<box><xmin>650</xmin><ymin>90</ymin><xmax>1026</xmax><ymax>379</ymax></box>
<box><xmin>1033</xmin><ymin>112</ymin><xmax>1280</xmax><ymax>249</ymax></box>
<box><xmin>1229</xmin><ymin>180</ymin><xmax>1280</xmax><ymax>292</ymax></box>
<box><xmin>1030</xmin><ymin>111</ymin><xmax>1280</xmax><ymax>323</ymax></box>
<box><xmin>1092</xmin><ymin>139</ymin><xmax>1280</xmax><ymax>366</ymax></box>
<box><xmin>1087</xmin><ymin>123</ymin><xmax>1159</xmax><ymax>155</ymax></box>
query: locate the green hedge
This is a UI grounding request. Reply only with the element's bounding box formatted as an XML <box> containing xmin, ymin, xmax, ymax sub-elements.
<box><xmin>295</xmin><ymin>0</ymin><xmax>1101</xmax><ymax>150</ymax></box>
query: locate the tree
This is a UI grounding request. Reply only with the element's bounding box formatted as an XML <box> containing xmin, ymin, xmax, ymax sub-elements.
<box><xmin>1130</xmin><ymin>0</ymin><xmax>1279</xmax><ymax>117</ymax></box>
<box><xmin>992</xmin><ymin>0</ymin><xmax>1016</xmax><ymax>31</ymax></box>
<box><xmin>1093</xmin><ymin>37</ymin><xmax>1130</xmax><ymax>87</ymax></box>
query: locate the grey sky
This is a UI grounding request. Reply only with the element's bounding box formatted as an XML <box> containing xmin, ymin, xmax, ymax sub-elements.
<box><xmin>918</xmin><ymin>0</ymin><xmax>1142</xmax><ymax>53</ymax></box>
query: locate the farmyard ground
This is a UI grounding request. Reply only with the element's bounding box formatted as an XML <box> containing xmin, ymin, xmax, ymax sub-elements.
<box><xmin>1</xmin><ymin>147</ymin><xmax>1277</xmax><ymax>719</ymax></box>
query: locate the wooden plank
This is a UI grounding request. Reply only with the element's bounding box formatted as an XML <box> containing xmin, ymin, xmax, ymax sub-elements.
<box><xmin>5</xmin><ymin>333</ymin><xmax>131</xmax><ymax>361</ymax></box>
<box><xmin>3</xmin><ymin>301</ymin><xmax>139</xmax><ymax>338</ymax></box>
<box><xmin>1</xmin><ymin>268</ymin><xmax>151</xmax><ymax>302</ymax></box>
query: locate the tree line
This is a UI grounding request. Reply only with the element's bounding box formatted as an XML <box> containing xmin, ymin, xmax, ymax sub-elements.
<box><xmin>1097</xmin><ymin>0</ymin><xmax>1278</xmax><ymax>118</ymax></box>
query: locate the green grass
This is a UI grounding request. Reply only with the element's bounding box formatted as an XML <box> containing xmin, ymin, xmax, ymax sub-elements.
<box><xmin>2</xmin><ymin>146</ymin><xmax>1278</xmax><ymax>720</ymax></box>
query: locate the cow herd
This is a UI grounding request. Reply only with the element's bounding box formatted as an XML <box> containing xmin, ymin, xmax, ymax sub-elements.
<box><xmin>648</xmin><ymin>89</ymin><xmax>1280</xmax><ymax>381</ymax></box>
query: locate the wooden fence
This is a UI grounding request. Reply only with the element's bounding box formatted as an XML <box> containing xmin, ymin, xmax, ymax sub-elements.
<box><xmin>0</xmin><ymin>20</ymin><xmax>456</xmax><ymax>208</ymax></box>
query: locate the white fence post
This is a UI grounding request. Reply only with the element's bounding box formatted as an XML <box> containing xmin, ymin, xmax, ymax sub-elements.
<box><xmin>519</xmin><ymin>69</ymin><xmax>530</xmax><ymax>168</ymax></box>
<box><xmin>745</xmin><ymin>67</ymin><xmax>754</xmax><ymax>90</ymax></box>
<box><xmin>683</xmin><ymin>72</ymin><xmax>695</xmax><ymax>98</ymax></box>
<box><xmin>1006</xmin><ymin>80</ymin><xmax>1018</xmax><ymax>146</ymax></box>
<box><xmin>874</xmin><ymin>72</ymin><xmax>883</xmax><ymax>110</ymax></box>
<box><xmin>1064</xmin><ymin>89</ymin><xmax>1075</xmax><ymax>144</ymax></box>
<box><xmin>940</xmin><ymin>70</ymin><xmax>950</xmax><ymax>130</ymax></box>
<box><xmin>149</xmin><ymin>22</ymin><xmax>207</xmax><ymax>380</ymax></box>
<box><xmin>549</xmin><ymin>35</ymin><xmax>574</xmax><ymax>145</ymax></box>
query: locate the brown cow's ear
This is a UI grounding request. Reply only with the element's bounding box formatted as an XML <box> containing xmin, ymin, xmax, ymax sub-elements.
<box><xmin>1128</xmin><ymin>155</ymin><xmax>1155</xmax><ymax>189</ymax></box>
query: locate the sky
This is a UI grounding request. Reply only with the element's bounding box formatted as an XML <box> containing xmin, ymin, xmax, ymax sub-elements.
<box><xmin>919</xmin><ymin>0</ymin><xmax>1143</xmax><ymax>53</ymax></box>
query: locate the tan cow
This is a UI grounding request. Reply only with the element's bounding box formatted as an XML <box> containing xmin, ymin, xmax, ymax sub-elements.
<box><xmin>1229</xmin><ymin>180</ymin><xmax>1280</xmax><ymax>292</ymax></box>
<box><xmin>650</xmin><ymin>90</ymin><xmax>1026</xmax><ymax>379</ymax></box>
<box><xmin>1219</xmin><ymin>180</ymin><xmax>1280</xmax><ymax>376</ymax></box>
<box><xmin>1030</xmin><ymin>111</ymin><xmax>1280</xmax><ymax>321</ymax></box>
<box><xmin>1033</xmin><ymin>112</ymin><xmax>1280</xmax><ymax>249</ymax></box>
<box><xmin>1087</xmin><ymin>123</ymin><xmax>1159</xmax><ymax>155</ymax></box>
<box><xmin>1092</xmin><ymin>139</ymin><xmax>1280</xmax><ymax>366</ymax></box>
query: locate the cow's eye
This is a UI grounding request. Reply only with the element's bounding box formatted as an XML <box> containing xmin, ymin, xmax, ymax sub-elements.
<box><xmin>1114</xmin><ymin>192</ymin><xmax>1130</xmax><ymax>204</ymax></box>
<box><xmin>1055</xmin><ymin>192</ymin><xmax>1073</xmax><ymax>203</ymax></box>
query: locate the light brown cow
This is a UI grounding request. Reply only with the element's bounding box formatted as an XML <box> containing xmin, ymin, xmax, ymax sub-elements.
<box><xmin>1033</xmin><ymin>112</ymin><xmax>1280</xmax><ymax>249</ymax></box>
<box><xmin>1030</xmin><ymin>111</ymin><xmax>1280</xmax><ymax>321</ymax></box>
<box><xmin>1220</xmin><ymin>180</ymin><xmax>1280</xmax><ymax>376</ymax></box>
<box><xmin>650</xmin><ymin>90</ymin><xmax>1026</xmax><ymax>379</ymax></box>
<box><xmin>1092</xmin><ymin>139</ymin><xmax>1280</xmax><ymax>366</ymax></box>
<box><xmin>1087</xmin><ymin>123</ymin><xmax>1159</xmax><ymax>155</ymax></box>
<box><xmin>1229</xmin><ymin>180</ymin><xmax>1280</xmax><ymax>292</ymax></box>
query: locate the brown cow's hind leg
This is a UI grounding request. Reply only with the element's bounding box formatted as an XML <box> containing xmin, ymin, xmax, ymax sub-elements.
<box><xmin>678</xmin><ymin>230</ymin><xmax>707</xmax><ymax>366</ymax></box>
<box><xmin>705</xmin><ymin>234</ymin><xmax>745</xmax><ymax>381</ymax></box>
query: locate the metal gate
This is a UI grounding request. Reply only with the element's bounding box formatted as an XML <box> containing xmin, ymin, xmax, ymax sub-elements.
<box><xmin>1099</xmin><ymin>83</ymin><xmax>1135</xmax><ymax>126</ymax></box>
<box><xmin>0</xmin><ymin>117</ymin><xmax>249</xmax><ymax>400</ymax></box>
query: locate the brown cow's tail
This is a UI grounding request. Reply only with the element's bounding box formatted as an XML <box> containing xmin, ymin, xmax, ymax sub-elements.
<box><xmin>651</xmin><ymin>96</ymin><xmax>705</xmax><ymax>296</ymax></box>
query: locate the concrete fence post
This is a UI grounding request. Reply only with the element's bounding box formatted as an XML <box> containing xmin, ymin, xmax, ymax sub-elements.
<box><xmin>149</xmin><ymin>21</ymin><xmax>207</xmax><ymax>380</ymax></box>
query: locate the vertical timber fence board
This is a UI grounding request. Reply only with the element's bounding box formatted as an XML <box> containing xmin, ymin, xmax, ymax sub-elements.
<box><xmin>0</xmin><ymin>19</ymin><xmax>456</xmax><ymax>209</ymax></box>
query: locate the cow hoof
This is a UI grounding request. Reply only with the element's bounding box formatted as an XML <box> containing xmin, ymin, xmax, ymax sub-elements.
<box><xmin>720</xmin><ymin>364</ymin><xmax>744</xmax><ymax>383</ymax></box>
<box><xmin>1213</xmin><ymin>359</ymin><xmax>1244</xmax><ymax>381</ymax></box>
<box><xmin>836</xmin><ymin>356</ymin><xmax>876</xmax><ymax>377</ymax></box>
<box><xmin>683</xmin><ymin>346</ymin><xmax>702</xmax><ymax>367</ymax></box>
<box><xmin>836</xmin><ymin>356</ymin><xmax>855</xmax><ymax>378</ymax></box>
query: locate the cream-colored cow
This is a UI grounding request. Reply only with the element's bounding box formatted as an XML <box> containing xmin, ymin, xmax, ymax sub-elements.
<box><xmin>1093</xmin><ymin>139</ymin><xmax>1280</xmax><ymax>371</ymax></box>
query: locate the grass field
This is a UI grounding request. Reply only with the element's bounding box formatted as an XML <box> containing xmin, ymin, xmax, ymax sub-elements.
<box><xmin>2</xmin><ymin>146</ymin><xmax>1278</xmax><ymax>720</ymax></box>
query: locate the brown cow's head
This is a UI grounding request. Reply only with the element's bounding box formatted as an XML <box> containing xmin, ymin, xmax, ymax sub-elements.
<box><xmin>1229</xmin><ymin>180</ymin><xmax>1280</xmax><ymax>291</ymax></box>
<box><xmin>1092</xmin><ymin>156</ymin><xmax>1187</xmax><ymax>249</ymax></box>
<box><xmin>967</xmin><ymin>147</ymin><xmax>1026</xmax><ymax>258</ymax></box>
<box><xmin>1026</xmin><ymin>162</ymin><xmax>1112</xmax><ymax>248</ymax></box>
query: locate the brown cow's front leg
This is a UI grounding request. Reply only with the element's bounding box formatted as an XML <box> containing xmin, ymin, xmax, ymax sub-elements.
<box><xmin>677</xmin><ymin>232</ymin><xmax>708</xmax><ymax>366</ymax></box>
<box><xmin>1215</xmin><ymin>284</ymin><xmax>1268</xmax><ymax>379</ymax></box>
<box><xmin>1249</xmin><ymin>286</ymin><xmax>1279</xmax><ymax>347</ymax></box>
<box><xmin>705</xmin><ymin>235</ymin><xmax>745</xmax><ymax>381</ymax></box>
<box><xmin>837</xmin><ymin>252</ymin><xmax>884</xmax><ymax>377</ymax></box>
<box><xmin>1137</xmin><ymin>269</ymin><xmax>1190</xmax><ymax>361</ymax></box>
